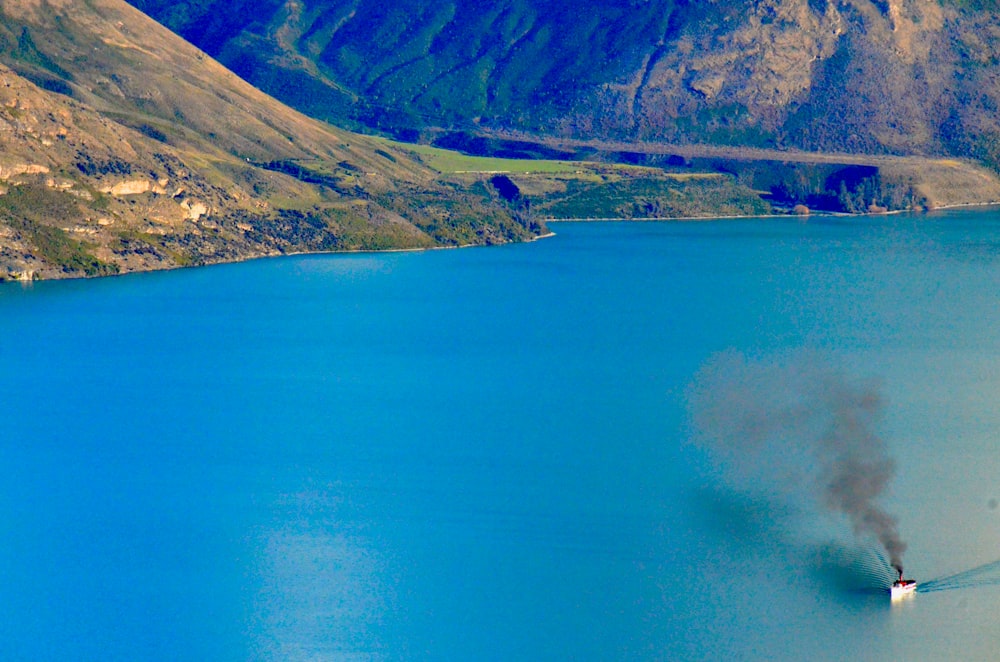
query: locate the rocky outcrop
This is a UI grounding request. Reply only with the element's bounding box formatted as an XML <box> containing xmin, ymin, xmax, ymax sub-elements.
<box><xmin>99</xmin><ymin>178</ymin><xmax>169</xmax><ymax>196</ymax></box>
<box><xmin>180</xmin><ymin>198</ymin><xmax>209</xmax><ymax>220</ymax></box>
<box><xmin>0</xmin><ymin>163</ymin><xmax>50</xmax><ymax>179</ymax></box>
<box><xmin>654</xmin><ymin>0</ymin><xmax>845</xmax><ymax>110</ymax></box>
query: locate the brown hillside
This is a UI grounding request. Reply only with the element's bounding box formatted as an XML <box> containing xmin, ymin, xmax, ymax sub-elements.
<box><xmin>0</xmin><ymin>0</ymin><xmax>540</xmax><ymax>280</ymax></box>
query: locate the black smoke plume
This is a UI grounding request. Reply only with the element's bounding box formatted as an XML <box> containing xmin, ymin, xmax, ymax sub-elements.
<box><xmin>687</xmin><ymin>350</ymin><xmax>906</xmax><ymax>572</ymax></box>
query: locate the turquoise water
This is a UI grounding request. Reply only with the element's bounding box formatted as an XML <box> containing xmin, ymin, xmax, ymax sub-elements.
<box><xmin>3</xmin><ymin>214</ymin><xmax>1000</xmax><ymax>659</ymax></box>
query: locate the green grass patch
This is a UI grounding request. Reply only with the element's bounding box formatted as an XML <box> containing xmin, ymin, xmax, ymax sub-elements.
<box><xmin>372</xmin><ymin>139</ymin><xmax>770</xmax><ymax>223</ymax></box>
<box><xmin>374</xmin><ymin>139</ymin><xmax>733</xmax><ymax>186</ymax></box>
<box><xmin>374</xmin><ymin>138</ymin><xmax>585</xmax><ymax>174</ymax></box>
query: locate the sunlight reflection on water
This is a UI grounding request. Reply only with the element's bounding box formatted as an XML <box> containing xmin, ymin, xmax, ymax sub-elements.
<box><xmin>250</xmin><ymin>517</ymin><xmax>390</xmax><ymax>660</ymax></box>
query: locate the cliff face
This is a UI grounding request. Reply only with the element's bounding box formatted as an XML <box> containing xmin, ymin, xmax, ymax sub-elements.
<box><xmin>127</xmin><ymin>0</ymin><xmax>1000</xmax><ymax>164</ymax></box>
<box><xmin>0</xmin><ymin>0</ymin><xmax>539</xmax><ymax>280</ymax></box>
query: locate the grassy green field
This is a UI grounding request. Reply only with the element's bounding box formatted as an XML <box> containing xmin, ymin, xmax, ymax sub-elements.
<box><xmin>377</xmin><ymin>138</ymin><xmax>735</xmax><ymax>180</ymax></box>
<box><xmin>375</xmin><ymin>138</ymin><xmax>586</xmax><ymax>173</ymax></box>
<box><xmin>371</xmin><ymin>138</ymin><xmax>774</xmax><ymax>220</ymax></box>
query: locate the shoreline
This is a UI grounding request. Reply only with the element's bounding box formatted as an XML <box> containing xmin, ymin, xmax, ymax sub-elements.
<box><xmin>542</xmin><ymin>201</ymin><xmax>1000</xmax><ymax>223</ymax></box>
<box><xmin>8</xmin><ymin>203</ymin><xmax>1000</xmax><ymax>284</ymax></box>
<box><xmin>278</xmin><ymin>229</ymin><xmax>557</xmax><ymax>259</ymax></box>
<box><xmin>930</xmin><ymin>200</ymin><xmax>1000</xmax><ymax>211</ymax></box>
<box><xmin>3</xmin><ymin>230</ymin><xmax>561</xmax><ymax>284</ymax></box>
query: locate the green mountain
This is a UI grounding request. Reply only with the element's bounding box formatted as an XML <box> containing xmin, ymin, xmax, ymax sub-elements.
<box><xmin>0</xmin><ymin>0</ymin><xmax>542</xmax><ymax>280</ymax></box>
<box><xmin>125</xmin><ymin>0</ymin><xmax>1000</xmax><ymax>167</ymax></box>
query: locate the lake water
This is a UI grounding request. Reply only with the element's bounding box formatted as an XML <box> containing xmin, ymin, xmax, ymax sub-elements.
<box><xmin>3</xmin><ymin>213</ymin><xmax>1000</xmax><ymax>660</ymax></box>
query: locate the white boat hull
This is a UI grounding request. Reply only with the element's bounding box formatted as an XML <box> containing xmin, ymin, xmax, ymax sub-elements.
<box><xmin>891</xmin><ymin>581</ymin><xmax>917</xmax><ymax>599</ymax></box>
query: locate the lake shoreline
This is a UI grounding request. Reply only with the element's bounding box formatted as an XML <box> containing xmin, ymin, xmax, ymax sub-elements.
<box><xmin>1</xmin><ymin>230</ymin><xmax>561</xmax><ymax>284</ymax></box>
<box><xmin>8</xmin><ymin>202</ymin><xmax>1000</xmax><ymax>284</ymax></box>
<box><xmin>543</xmin><ymin>201</ymin><xmax>1000</xmax><ymax>223</ymax></box>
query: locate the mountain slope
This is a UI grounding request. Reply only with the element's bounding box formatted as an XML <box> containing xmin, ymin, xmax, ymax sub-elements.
<box><xmin>0</xmin><ymin>0</ymin><xmax>540</xmax><ymax>280</ymax></box>
<box><xmin>125</xmin><ymin>0</ymin><xmax>1000</xmax><ymax>166</ymax></box>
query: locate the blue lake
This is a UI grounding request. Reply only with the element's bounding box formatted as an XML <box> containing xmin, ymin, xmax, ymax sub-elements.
<box><xmin>3</xmin><ymin>214</ymin><xmax>1000</xmax><ymax>660</ymax></box>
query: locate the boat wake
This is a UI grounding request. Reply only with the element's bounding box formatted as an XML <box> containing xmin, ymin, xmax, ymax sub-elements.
<box><xmin>810</xmin><ymin>545</ymin><xmax>898</xmax><ymax>595</ymax></box>
<box><xmin>811</xmin><ymin>547</ymin><xmax>1000</xmax><ymax>597</ymax></box>
<box><xmin>918</xmin><ymin>558</ymin><xmax>1000</xmax><ymax>594</ymax></box>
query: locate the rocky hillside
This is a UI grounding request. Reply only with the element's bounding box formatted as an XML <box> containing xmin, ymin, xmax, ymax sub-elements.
<box><xmin>0</xmin><ymin>0</ymin><xmax>541</xmax><ymax>281</ymax></box>
<box><xmin>125</xmin><ymin>0</ymin><xmax>1000</xmax><ymax>167</ymax></box>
